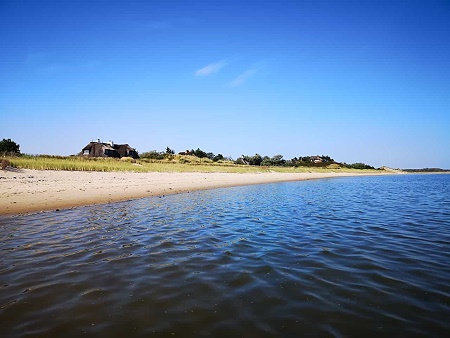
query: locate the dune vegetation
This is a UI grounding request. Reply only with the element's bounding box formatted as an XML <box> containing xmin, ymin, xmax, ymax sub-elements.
<box><xmin>1</xmin><ymin>139</ymin><xmax>381</xmax><ymax>173</ymax></box>
<box><xmin>2</xmin><ymin>154</ymin><xmax>381</xmax><ymax>174</ymax></box>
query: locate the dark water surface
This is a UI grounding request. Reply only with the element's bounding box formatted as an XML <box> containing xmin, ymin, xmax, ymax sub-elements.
<box><xmin>1</xmin><ymin>174</ymin><xmax>449</xmax><ymax>337</ymax></box>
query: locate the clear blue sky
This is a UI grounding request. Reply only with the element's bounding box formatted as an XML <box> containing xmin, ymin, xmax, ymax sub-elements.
<box><xmin>1</xmin><ymin>0</ymin><xmax>449</xmax><ymax>168</ymax></box>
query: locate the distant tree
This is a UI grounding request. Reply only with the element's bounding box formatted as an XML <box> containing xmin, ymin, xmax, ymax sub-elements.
<box><xmin>240</xmin><ymin>154</ymin><xmax>262</xmax><ymax>165</ymax></box>
<box><xmin>140</xmin><ymin>150</ymin><xmax>165</xmax><ymax>160</ymax></box>
<box><xmin>344</xmin><ymin>162</ymin><xmax>375</xmax><ymax>170</ymax></box>
<box><xmin>321</xmin><ymin>155</ymin><xmax>334</xmax><ymax>163</ymax></box>
<box><xmin>235</xmin><ymin>157</ymin><xmax>247</xmax><ymax>165</ymax></box>
<box><xmin>165</xmin><ymin>146</ymin><xmax>175</xmax><ymax>155</ymax></box>
<box><xmin>213</xmin><ymin>154</ymin><xmax>224</xmax><ymax>162</ymax></box>
<box><xmin>0</xmin><ymin>138</ymin><xmax>20</xmax><ymax>154</ymax></box>
<box><xmin>284</xmin><ymin>159</ymin><xmax>294</xmax><ymax>166</ymax></box>
<box><xmin>193</xmin><ymin>148</ymin><xmax>208</xmax><ymax>158</ymax></box>
<box><xmin>250</xmin><ymin>154</ymin><xmax>263</xmax><ymax>165</ymax></box>
<box><xmin>301</xmin><ymin>156</ymin><xmax>311</xmax><ymax>162</ymax></box>
<box><xmin>271</xmin><ymin>154</ymin><xmax>285</xmax><ymax>166</ymax></box>
<box><xmin>261</xmin><ymin>156</ymin><xmax>272</xmax><ymax>166</ymax></box>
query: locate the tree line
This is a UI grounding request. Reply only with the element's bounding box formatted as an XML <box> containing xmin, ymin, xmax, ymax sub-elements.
<box><xmin>1</xmin><ymin>138</ymin><xmax>376</xmax><ymax>169</ymax></box>
<box><xmin>140</xmin><ymin>146</ymin><xmax>376</xmax><ymax>169</ymax></box>
<box><xmin>141</xmin><ymin>147</ymin><xmax>228</xmax><ymax>162</ymax></box>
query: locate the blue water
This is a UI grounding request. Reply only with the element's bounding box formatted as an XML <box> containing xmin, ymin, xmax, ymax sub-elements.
<box><xmin>1</xmin><ymin>174</ymin><xmax>449</xmax><ymax>336</ymax></box>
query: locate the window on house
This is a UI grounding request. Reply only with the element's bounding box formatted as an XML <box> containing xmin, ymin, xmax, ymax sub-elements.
<box><xmin>104</xmin><ymin>149</ymin><xmax>119</xmax><ymax>157</ymax></box>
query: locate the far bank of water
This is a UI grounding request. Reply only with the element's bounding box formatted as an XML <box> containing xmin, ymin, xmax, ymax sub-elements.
<box><xmin>1</xmin><ymin>174</ymin><xmax>449</xmax><ymax>336</ymax></box>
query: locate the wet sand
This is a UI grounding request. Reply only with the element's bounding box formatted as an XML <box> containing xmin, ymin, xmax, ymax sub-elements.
<box><xmin>1</xmin><ymin>169</ymin><xmax>387</xmax><ymax>215</ymax></box>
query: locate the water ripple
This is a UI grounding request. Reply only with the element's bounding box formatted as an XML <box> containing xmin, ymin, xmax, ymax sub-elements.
<box><xmin>1</xmin><ymin>174</ymin><xmax>449</xmax><ymax>336</ymax></box>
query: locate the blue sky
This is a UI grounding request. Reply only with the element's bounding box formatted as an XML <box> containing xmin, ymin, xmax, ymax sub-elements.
<box><xmin>1</xmin><ymin>0</ymin><xmax>449</xmax><ymax>168</ymax></box>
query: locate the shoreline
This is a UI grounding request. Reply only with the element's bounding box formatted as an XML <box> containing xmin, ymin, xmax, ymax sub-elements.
<box><xmin>1</xmin><ymin>169</ymin><xmax>391</xmax><ymax>216</ymax></box>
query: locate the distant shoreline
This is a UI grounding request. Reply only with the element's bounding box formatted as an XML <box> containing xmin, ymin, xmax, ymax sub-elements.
<box><xmin>402</xmin><ymin>169</ymin><xmax>450</xmax><ymax>173</ymax></box>
<box><xmin>0</xmin><ymin>169</ymin><xmax>392</xmax><ymax>216</ymax></box>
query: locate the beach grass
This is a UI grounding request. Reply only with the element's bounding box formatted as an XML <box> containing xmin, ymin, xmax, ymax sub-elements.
<box><xmin>4</xmin><ymin>155</ymin><xmax>381</xmax><ymax>174</ymax></box>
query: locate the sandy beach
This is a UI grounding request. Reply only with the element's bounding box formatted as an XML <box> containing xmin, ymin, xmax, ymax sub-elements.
<box><xmin>1</xmin><ymin>169</ymin><xmax>386</xmax><ymax>216</ymax></box>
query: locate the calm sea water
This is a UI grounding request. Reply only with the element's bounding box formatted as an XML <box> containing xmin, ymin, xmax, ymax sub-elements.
<box><xmin>1</xmin><ymin>174</ymin><xmax>449</xmax><ymax>337</ymax></box>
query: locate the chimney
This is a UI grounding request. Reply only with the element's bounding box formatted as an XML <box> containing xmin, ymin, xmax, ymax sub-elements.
<box><xmin>97</xmin><ymin>138</ymin><xmax>101</xmax><ymax>143</ymax></box>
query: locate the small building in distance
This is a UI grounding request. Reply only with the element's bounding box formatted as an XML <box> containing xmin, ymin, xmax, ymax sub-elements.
<box><xmin>310</xmin><ymin>155</ymin><xmax>323</xmax><ymax>163</ymax></box>
<box><xmin>81</xmin><ymin>140</ymin><xmax>139</xmax><ymax>159</ymax></box>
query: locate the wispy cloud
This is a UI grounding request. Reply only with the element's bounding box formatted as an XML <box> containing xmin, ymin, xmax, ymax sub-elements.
<box><xmin>195</xmin><ymin>60</ymin><xmax>228</xmax><ymax>76</ymax></box>
<box><xmin>228</xmin><ymin>66</ymin><xmax>260</xmax><ymax>87</ymax></box>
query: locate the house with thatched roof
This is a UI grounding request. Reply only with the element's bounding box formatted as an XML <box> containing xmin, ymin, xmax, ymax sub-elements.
<box><xmin>310</xmin><ymin>155</ymin><xmax>323</xmax><ymax>163</ymax></box>
<box><xmin>81</xmin><ymin>140</ymin><xmax>139</xmax><ymax>159</ymax></box>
